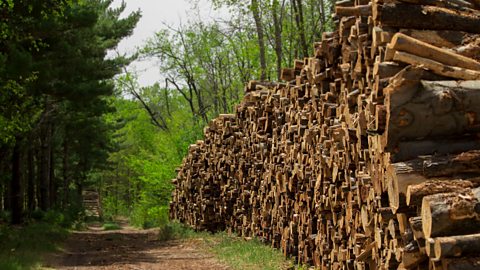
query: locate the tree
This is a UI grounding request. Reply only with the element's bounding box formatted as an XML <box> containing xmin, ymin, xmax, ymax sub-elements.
<box><xmin>0</xmin><ymin>0</ymin><xmax>140</xmax><ymax>224</ymax></box>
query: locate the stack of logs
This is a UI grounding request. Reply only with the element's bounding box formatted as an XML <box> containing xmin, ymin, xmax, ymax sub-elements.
<box><xmin>170</xmin><ymin>0</ymin><xmax>480</xmax><ymax>269</ymax></box>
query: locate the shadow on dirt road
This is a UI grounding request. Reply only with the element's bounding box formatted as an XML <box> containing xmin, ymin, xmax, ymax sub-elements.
<box><xmin>45</xmin><ymin>223</ymin><xmax>229</xmax><ymax>270</ymax></box>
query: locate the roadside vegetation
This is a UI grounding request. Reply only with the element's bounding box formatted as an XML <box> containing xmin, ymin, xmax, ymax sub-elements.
<box><xmin>0</xmin><ymin>217</ymin><xmax>68</xmax><ymax>270</ymax></box>
<box><xmin>158</xmin><ymin>221</ymin><xmax>300</xmax><ymax>270</ymax></box>
<box><xmin>0</xmin><ymin>0</ymin><xmax>335</xmax><ymax>269</ymax></box>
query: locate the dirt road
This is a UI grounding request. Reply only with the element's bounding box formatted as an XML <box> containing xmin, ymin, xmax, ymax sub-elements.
<box><xmin>45</xmin><ymin>223</ymin><xmax>229</xmax><ymax>270</ymax></box>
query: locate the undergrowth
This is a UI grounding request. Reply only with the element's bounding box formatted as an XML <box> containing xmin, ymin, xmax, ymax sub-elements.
<box><xmin>160</xmin><ymin>220</ymin><xmax>299</xmax><ymax>270</ymax></box>
<box><xmin>102</xmin><ymin>222</ymin><xmax>122</xmax><ymax>230</ymax></box>
<box><xmin>0</xmin><ymin>221</ymin><xmax>68</xmax><ymax>270</ymax></box>
<box><xmin>204</xmin><ymin>232</ymin><xmax>296</xmax><ymax>270</ymax></box>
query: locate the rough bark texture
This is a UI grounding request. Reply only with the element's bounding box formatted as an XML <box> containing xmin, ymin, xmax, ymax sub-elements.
<box><xmin>170</xmin><ymin>0</ymin><xmax>480</xmax><ymax>268</ymax></box>
<box><xmin>434</xmin><ymin>233</ymin><xmax>480</xmax><ymax>260</ymax></box>
<box><xmin>373</xmin><ymin>3</ymin><xmax>480</xmax><ymax>33</ymax></box>
<box><xmin>385</xmin><ymin>79</ymin><xmax>480</xmax><ymax>150</ymax></box>
<box><xmin>407</xmin><ymin>180</ymin><xmax>475</xmax><ymax>207</ymax></box>
<box><xmin>251</xmin><ymin>0</ymin><xmax>267</xmax><ymax>81</ymax></box>
<box><xmin>422</xmin><ymin>187</ymin><xmax>480</xmax><ymax>239</ymax></box>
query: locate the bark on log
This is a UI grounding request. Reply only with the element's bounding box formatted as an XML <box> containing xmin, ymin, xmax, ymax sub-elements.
<box><xmin>422</xmin><ymin>187</ymin><xmax>480</xmax><ymax>238</ymax></box>
<box><xmin>392</xmin><ymin>51</ymin><xmax>480</xmax><ymax>80</ymax></box>
<box><xmin>373</xmin><ymin>2</ymin><xmax>480</xmax><ymax>33</ymax></box>
<box><xmin>402</xmin><ymin>241</ymin><xmax>428</xmax><ymax>268</ymax></box>
<box><xmin>434</xmin><ymin>233</ymin><xmax>480</xmax><ymax>260</ymax></box>
<box><xmin>398</xmin><ymin>29</ymin><xmax>477</xmax><ymax>49</ymax></box>
<box><xmin>441</xmin><ymin>257</ymin><xmax>480</xmax><ymax>270</ymax></box>
<box><xmin>407</xmin><ymin>180</ymin><xmax>474</xmax><ymax>207</ymax></box>
<box><xmin>393</xmin><ymin>138</ymin><xmax>480</xmax><ymax>162</ymax></box>
<box><xmin>385</xmin><ymin>79</ymin><xmax>480</xmax><ymax>150</ymax></box>
<box><xmin>335</xmin><ymin>4</ymin><xmax>372</xmax><ymax>17</ymax></box>
<box><xmin>399</xmin><ymin>0</ymin><xmax>475</xmax><ymax>10</ymax></box>
<box><xmin>388</xmin><ymin>33</ymin><xmax>480</xmax><ymax>71</ymax></box>
<box><xmin>170</xmin><ymin>1</ymin><xmax>480</xmax><ymax>267</ymax></box>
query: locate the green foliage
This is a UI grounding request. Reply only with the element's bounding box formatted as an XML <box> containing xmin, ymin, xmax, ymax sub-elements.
<box><xmin>102</xmin><ymin>222</ymin><xmax>122</xmax><ymax>230</ymax></box>
<box><xmin>99</xmin><ymin>90</ymin><xmax>204</xmax><ymax>228</ymax></box>
<box><xmin>200</xmin><ymin>232</ymin><xmax>295</xmax><ymax>270</ymax></box>
<box><xmin>0</xmin><ymin>0</ymin><xmax>140</xmax><ymax>225</ymax></box>
<box><xmin>0</xmin><ymin>222</ymin><xmax>68</xmax><ymax>270</ymax></box>
<box><xmin>159</xmin><ymin>222</ymin><xmax>192</xmax><ymax>241</ymax></box>
<box><xmin>210</xmin><ymin>233</ymin><xmax>288</xmax><ymax>270</ymax></box>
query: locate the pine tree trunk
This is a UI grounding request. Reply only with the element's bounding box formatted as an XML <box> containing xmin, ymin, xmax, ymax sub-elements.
<box><xmin>49</xmin><ymin>140</ymin><xmax>56</xmax><ymax>208</ymax></box>
<box><xmin>27</xmin><ymin>143</ymin><xmax>35</xmax><ymax>211</ymax></box>
<box><xmin>39</xmin><ymin>121</ymin><xmax>52</xmax><ymax>211</ymax></box>
<box><xmin>11</xmin><ymin>138</ymin><xmax>23</xmax><ymax>224</ymax></box>
<box><xmin>62</xmin><ymin>135</ymin><xmax>69</xmax><ymax>208</ymax></box>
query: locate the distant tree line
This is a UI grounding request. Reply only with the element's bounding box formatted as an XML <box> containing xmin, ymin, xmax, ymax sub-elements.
<box><xmin>139</xmin><ymin>0</ymin><xmax>336</xmax><ymax>127</ymax></box>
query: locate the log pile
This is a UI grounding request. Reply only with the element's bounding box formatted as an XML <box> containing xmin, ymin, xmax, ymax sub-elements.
<box><xmin>170</xmin><ymin>0</ymin><xmax>480</xmax><ymax>268</ymax></box>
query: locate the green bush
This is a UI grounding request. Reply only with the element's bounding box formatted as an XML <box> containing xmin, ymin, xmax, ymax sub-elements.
<box><xmin>0</xmin><ymin>210</ymin><xmax>10</xmax><ymax>223</ymax></box>
<box><xmin>102</xmin><ymin>222</ymin><xmax>122</xmax><ymax>230</ymax></box>
<box><xmin>0</xmin><ymin>222</ymin><xmax>68</xmax><ymax>270</ymax></box>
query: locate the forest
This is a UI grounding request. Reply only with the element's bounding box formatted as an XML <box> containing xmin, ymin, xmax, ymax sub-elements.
<box><xmin>0</xmin><ymin>0</ymin><xmax>335</xmax><ymax>227</ymax></box>
<box><xmin>3</xmin><ymin>0</ymin><xmax>480</xmax><ymax>269</ymax></box>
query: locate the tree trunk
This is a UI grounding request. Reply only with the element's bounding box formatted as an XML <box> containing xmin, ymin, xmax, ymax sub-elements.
<box><xmin>27</xmin><ymin>143</ymin><xmax>35</xmax><ymax>212</ymax></box>
<box><xmin>49</xmin><ymin>128</ymin><xmax>56</xmax><ymax>208</ymax></box>
<box><xmin>292</xmin><ymin>0</ymin><xmax>309</xmax><ymax>57</ymax></box>
<box><xmin>251</xmin><ymin>0</ymin><xmax>267</xmax><ymax>80</ymax></box>
<box><xmin>63</xmin><ymin>134</ymin><xmax>69</xmax><ymax>208</ymax></box>
<box><xmin>39</xmin><ymin>121</ymin><xmax>52</xmax><ymax>211</ymax></box>
<box><xmin>11</xmin><ymin>138</ymin><xmax>23</xmax><ymax>224</ymax></box>
<box><xmin>273</xmin><ymin>0</ymin><xmax>283</xmax><ymax>80</ymax></box>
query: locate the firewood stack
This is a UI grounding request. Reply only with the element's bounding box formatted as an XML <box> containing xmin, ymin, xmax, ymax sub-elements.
<box><xmin>170</xmin><ymin>0</ymin><xmax>480</xmax><ymax>269</ymax></box>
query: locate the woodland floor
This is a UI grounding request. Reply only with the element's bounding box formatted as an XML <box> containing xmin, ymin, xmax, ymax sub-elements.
<box><xmin>44</xmin><ymin>222</ymin><xmax>230</xmax><ymax>270</ymax></box>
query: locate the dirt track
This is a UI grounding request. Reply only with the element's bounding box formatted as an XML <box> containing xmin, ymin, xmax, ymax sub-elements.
<box><xmin>45</xmin><ymin>224</ymin><xmax>229</xmax><ymax>270</ymax></box>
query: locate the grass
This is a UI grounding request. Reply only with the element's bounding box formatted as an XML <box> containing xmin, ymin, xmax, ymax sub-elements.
<box><xmin>205</xmin><ymin>232</ymin><xmax>295</xmax><ymax>270</ymax></box>
<box><xmin>0</xmin><ymin>222</ymin><xmax>68</xmax><ymax>270</ymax></box>
<box><xmin>159</xmin><ymin>221</ymin><xmax>297</xmax><ymax>270</ymax></box>
<box><xmin>102</xmin><ymin>222</ymin><xmax>122</xmax><ymax>230</ymax></box>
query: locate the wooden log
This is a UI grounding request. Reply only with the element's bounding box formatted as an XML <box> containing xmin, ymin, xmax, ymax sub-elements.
<box><xmin>389</xmin><ymin>33</ymin><xmax>480</xmax><ymax>71</ymax></box>
<box><xmin>434</xmin><ymin>233</ymin><xmax>480</xmax><ymax>260</ymax></box>
<box><xmin>170</xmin><ymin>1</ymin><xmax>480</xmax><ymax>267</ymax></box>
<box><xmin>393</xmin><ymin>51</ymin><xmax>480</xmax><ymax>80</ymax></box>
<box><xmin>422</xmin><ymin>187</ymin><xmax>480</xmax><ymax>238</ymax></box>
<box><xmin>399</xmin><ymin>29</ymin><xmax>477</xmax><ymax>49</ymax></box>
<box><xmin>373</xmin><ymin>61</ymin><xmax>406</xmax><ymax>79</ymax></box>
<box><xmin>453</xmin><ymin>37</ymin><xmax>480</xmax><ymax>61</ymax></box>
<box><xmin>386</xmin><ymin>161</ymin><xmax>426</xmax><ymax>213</ymax></box>
<box><xmin>393</xmin><ymin>138</ymin><xmax>480</xmax><ymax>162</ymax></box>
<box><xmin>281</xmin><ymin>68</ymin><xmax>296</xmax><ymax>81</ymax></box>
<box><xmin>409</xmin><ymin>217</ymin><xmax>424</xmax><ymax>241</ymax></box>
<box><xmin>402</xmin><ymin>241</ymin><xmax>428</xmax><ymax>268</ymax></box>
<box><xmin>385</xmin><ymin>79</ymin><xmax>480</xmax><ymax>150</ymax></box>
<box><xmin>406</xmin><ymin>180</ymin><xmax>474</xmax><ymax>207</ymax></box>
<box><xmin>335</xmin><ymin>4</ymin><xmax>372</xmax><ymax>17</ymax></box>
<box><xmin>373</xmin><ymin>2</ymin><xmax>480</xmax><ymax>33</ymax></box>
<box><xmin>399</xmin><ymin>0</ymin><xmax>475</xmax><ymax>9</ymax></box>
<box><xmin>441</xmin><ymin>257</ymin><xmax>480</xmax><ymax>270</ymax></box>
